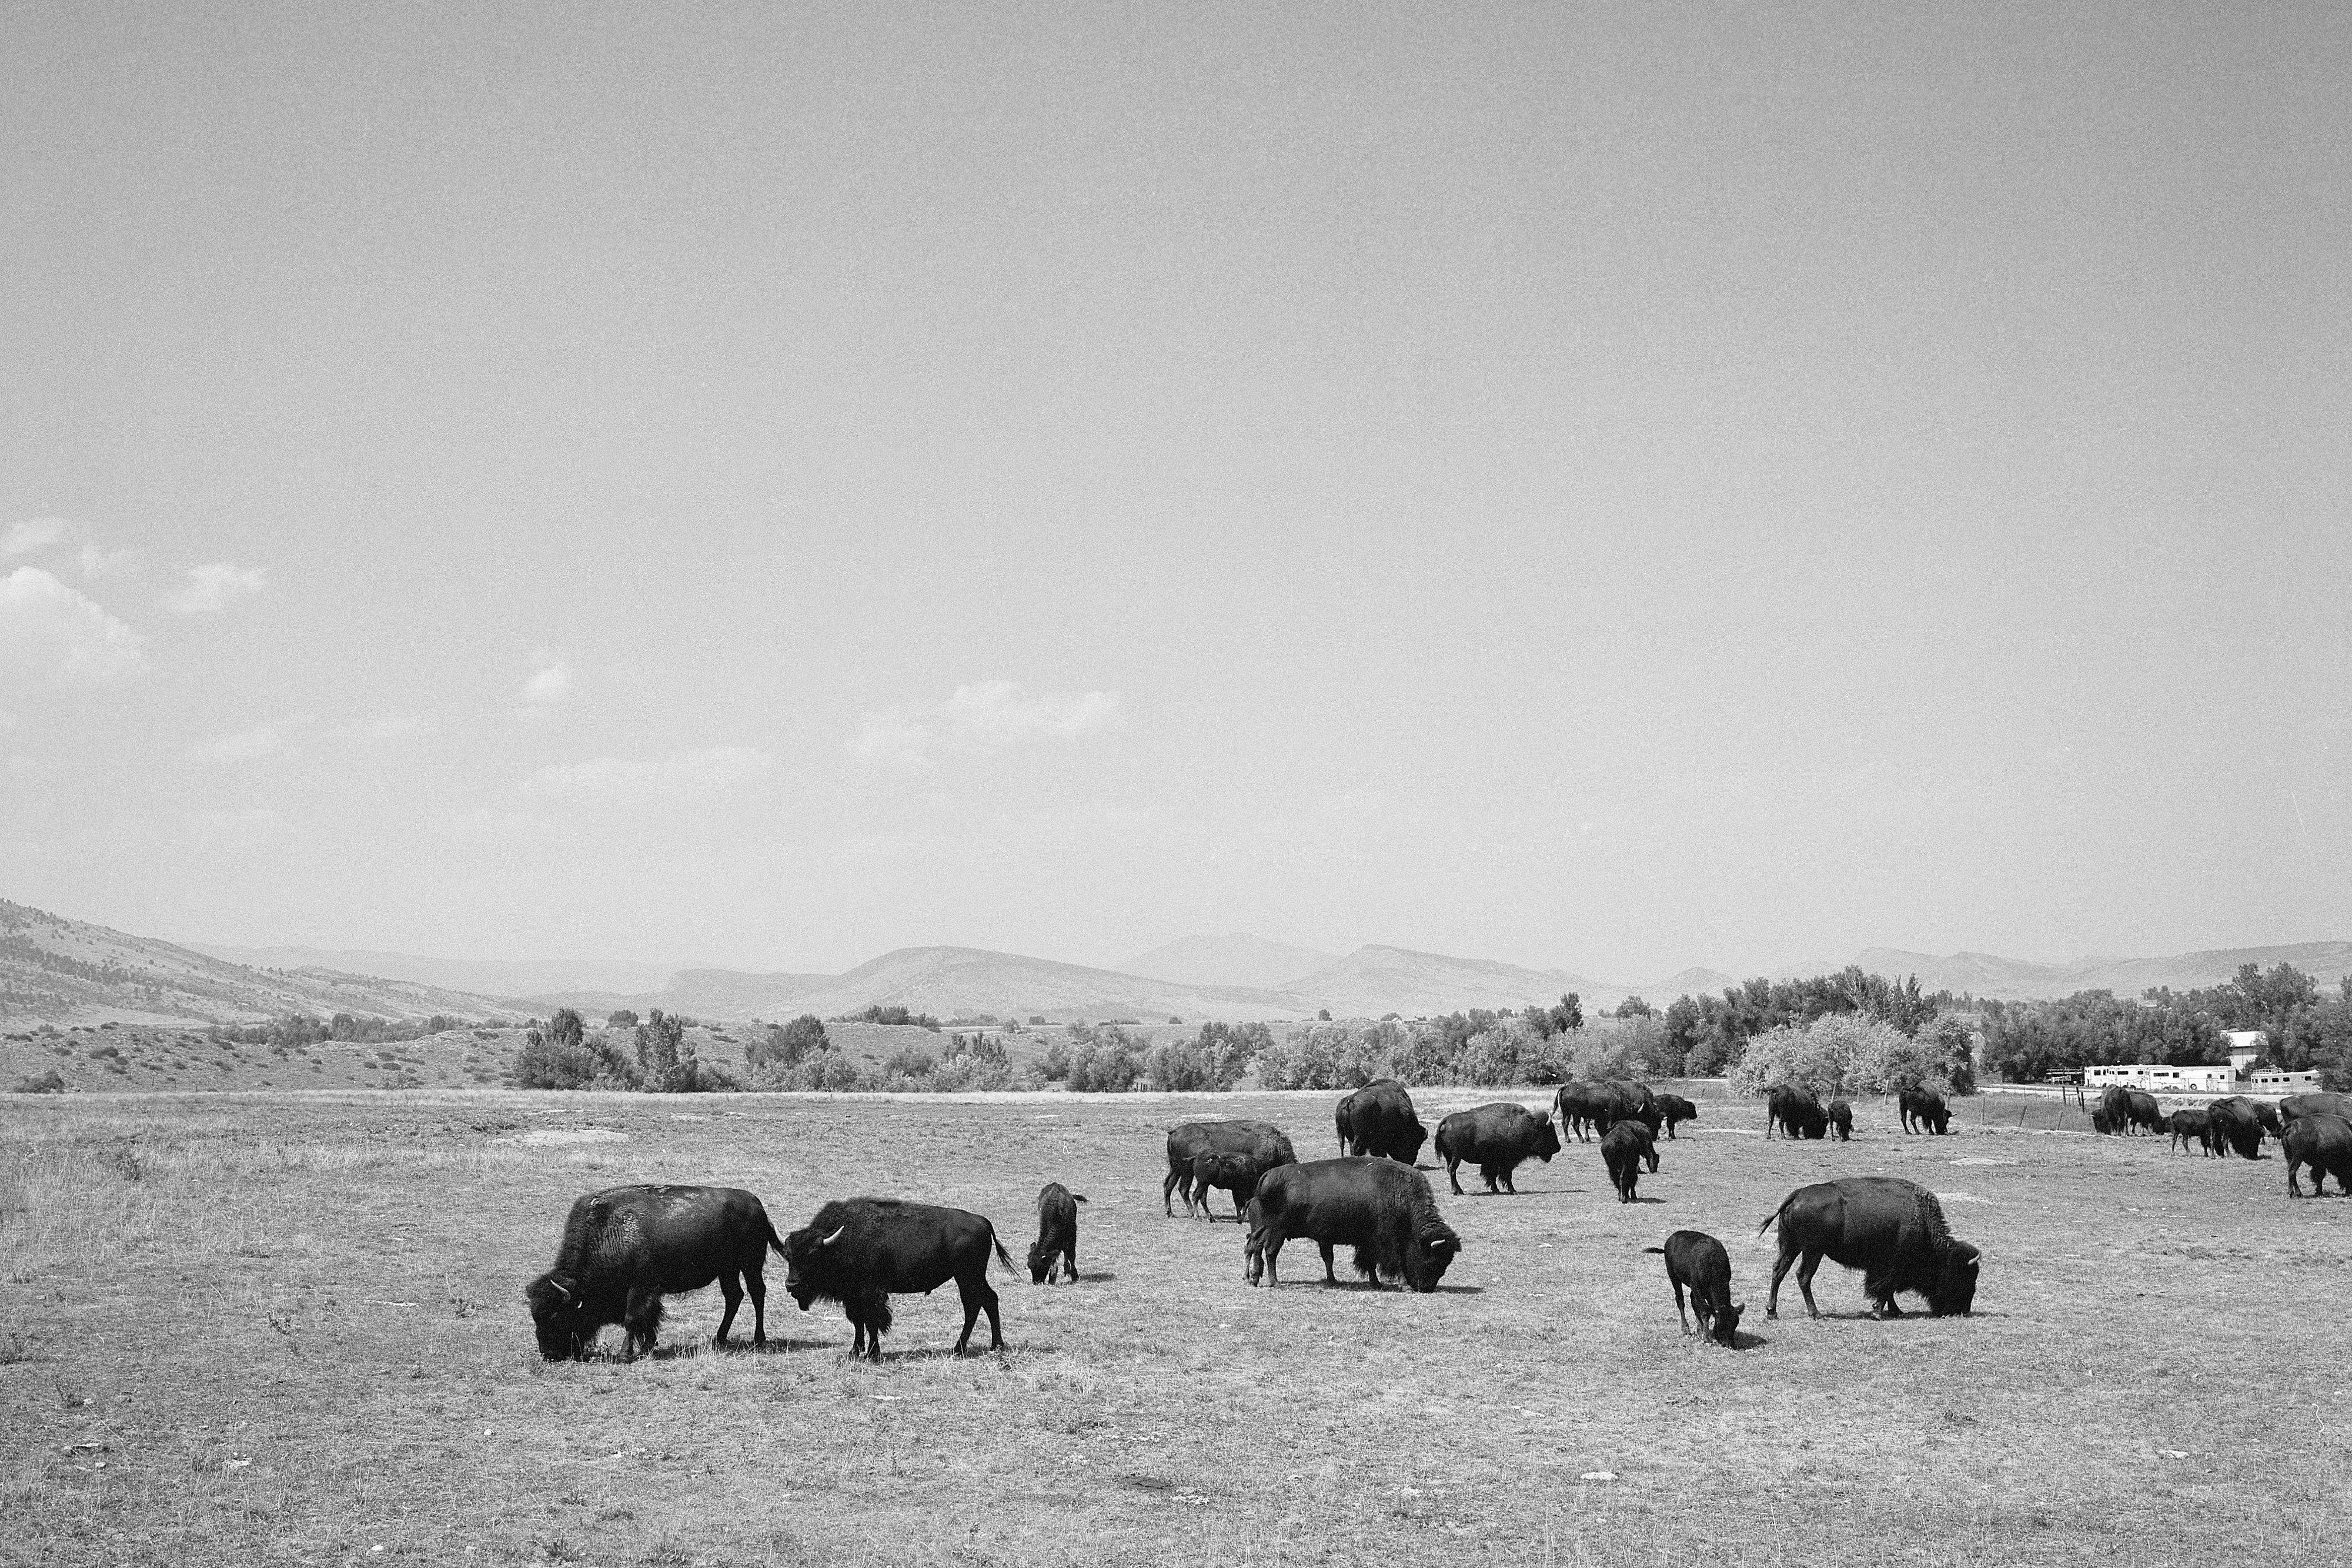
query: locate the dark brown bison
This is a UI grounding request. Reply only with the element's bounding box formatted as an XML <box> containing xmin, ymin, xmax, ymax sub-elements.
<box><xmin>2281</xmin><ymin>1092</ymin><xmax>2352</xmax><ymax>1130</ymax></box>
<box><xmin>1766</xmin><ymin>1086</ymin><xmax>1828</xmax><ymax>1140</ymax></box>
<box><xmin>1759</xmin><ymin>1176</ymin><xmax>1979</xmax><ymax>1320</ymax></box>
<box><xmin>2096</xmin><ymin>1085</ymin><xmax>2132</xmax><ymax>1134</ymax></box>
<box><xmin>525</xmin><ymin>1185</ymin><xmax>786</xmax><ymax>1362</ymax></box>
<box><xmin>1656</xmin><ymin>1093</ymin><xmax>1699</xmax><ymax>1139</ymax></box>
<box><xmin>1600</xmin><ymin>1120</ymin><xmax>1658</xmax><ymax>1203</ymax></box>
<box><xmin>2207</xmin><ymin>1096</ymin><xmax>2274</xmax><ymax>1159</ymax></box>
<box><xmin>1643</xmin><ymin>1230</ymin><xmax>1743</xmax><ymax>1348</ymax></box>
<box><xmin>1163</xmin><ymin>1119</ymin><xmax>1297</xmax><ymax>1216</ymax></box>
<box><xmin>1432</xmin><ymin>1102</ymin><xmax>1561</xmax><ymax>1195</ymax></box>
<box><xmin>779</xmin><ymin>1198</ymin><xmax>1015</xmax><ymax>1359</ymax></box>
<box><xmin>1826</xmin><ymin>1099</ymin><xmax>1854</xmax><ymax>1141</ymax></box>
<box><xmin>1899</xmin><ymin>1088</ymin><xmax>1950</xmax><ymax>1135</ymax></box>
<box><xmin>1336</xmin><ymin>1079</ymin><xmax>1429</xmax><ymax>1163</ymax></box>
<box><xmin>1027</xmin><ymin>1182</ymin><xmax>1085</xmax><ymax>1283</ymax></box>
<box><xmin>1243</xmin><ymin>1158</ymin><xmax>1461</xmax><ymax>1292</ymax></box>
<box><xmin>1556</xmin><ymin>1079</ymin><xmax>1658</xmax><ymax>1142</ymax></box>
<box><xmin>2167</xmin><ymin>1107</ymin><xmax>2213</xmax><ymax>1155</ymax></box>
<box><xmin>2284</xmin><ymin>1112</ymin><xmax>2352</xmax><ymax>1198</ymax></box>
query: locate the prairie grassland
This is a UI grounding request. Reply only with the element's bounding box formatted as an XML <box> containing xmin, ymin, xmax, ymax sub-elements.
<box><xmin>2</xmin><ymin>1088</ymin><xmax>2347</xmax><ymax>1567</ymax></box>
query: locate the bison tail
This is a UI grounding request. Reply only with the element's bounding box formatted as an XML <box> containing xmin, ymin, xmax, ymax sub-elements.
<box><xmin>1641</xmin><ymin>1246</ymin><xmax>1665</xmax><ymax>1255</ymax></box>
<box><xmin>1756</xmin><ymin>1191</ymin><xmax>1801</xmax><ymax>1238</ymax></box>
<box><xmin>1071</xmin><ymin>1193</ymin><xmax>1088</xmax><ymax>1203</ymax></box>
<box><xmin>763</xmin><ymin>1214</ymin><xmax>790</xmax><ymax>1258</ymax></box>
<box><xmin>990</xmin><ymin>1229</ymin><xmax>1018</xmax><ymax>1278</ymax></box>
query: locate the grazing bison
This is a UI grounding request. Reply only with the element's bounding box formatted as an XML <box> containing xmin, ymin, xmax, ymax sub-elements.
<box><xmin>1600</xmin><ymin>1120</ymin><xmax>1658</xmax><ymax>1203</ymax></box>
<box><xmin>2089</xmin><ymin>1107</ymin><xmax>2117</xmax><ymax>1136</ymax></box>
<box><xmin>1826</xmin><ymin>1099</ymin><xmax>1854</xmax><ymax>1141</ymax></box>
<box><xmin>1188</xmin><ymin>1149</ymin><xmax>1276</xmax><ymax>1222</ymax></box>
<box><xmin>780</xmin><ymin>1198</ymin><xmax>1015</xmax><ymax>1360</ymax></box>
<box><xmin>1336</xmin><ymin>1079</ymin><xmax>1429</xmax><ymax>1164</ymax></box>
<box><xmin>1657</xmin><ymin>1093</ymin><xmax>1699</xmax><ymax>1139</ymax></box>
<box><xmin>1766</xmin><ymin>1086</ymin><xmax>1829</xmax><ymax>1141</ymax></box>
<box><xmin>525</xmin><ymin>1184</ymin><xmax>786</xmax><ymax>1362</ymax></box>
<box><xmin>1759</xmin><ymin>1176</ymin><xmax>1979</xmax><ymax>1320</ymax></box>
<box><xmin>1244</xmin><ymin>1158</ymin><xmax>1461</xmax><ymax>1292</ymax></box>
<box><xmin>2167</xmin><ymin>1107</ymin><xmax>2213</xmax><ymax>1155</ymax></box>
<box><xmin>1899</xmin><ymin>1088</ymin><xmax>1950</xmax><ymax>1135</ymax></box>
<box><xmin>1643</xmin><ymin>1230</ymin><xmax>1743</xmax><ymax>1348</ymax></box>
<box><xmin>2207</xmin><ymin>1096</ymin><xmax>2272</xmax><ymax>1159</ymax></box>
<box><xmin>2096</xmin><ymin>1085</ymin><xmax>2133</xmax><ymax>1134</ymax></box>
<box><xmin>2284</xmin><ymin>1112</ymin><xmax>2352</xmax><ymax>1198</ymax></box>
<box><xmin>1555</xmin><ymin>1079</ymin><xmax>1658</xmax><ymax>1142</ymax></box>
<box><xmin>1164</xmin><ymin>1119</ymin><xmax>1297</xmax><ymax>1216</ymax></box>
<box><xmin>2124</xmin><ymin>1089</ymin><xmax>2165</xmax><ymax>1136</ymax></box>
<box><xmin>1027</xmin><ymin>1183</ymin><xmax>1086</xmax><ymax>1283</ymax></box>
<box><xmin>1432</xmin><ymin>1102</ymin><xmax>1561</xmax><ymax>1195</ymax></box>
<box><xmin>2281</xmin><ymin>1092</ymin><xmax>2352</xmax><ymax>1130</ymax></box>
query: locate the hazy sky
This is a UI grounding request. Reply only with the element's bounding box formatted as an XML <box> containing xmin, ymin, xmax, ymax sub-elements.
<box><xmin>4</xmin><ymin>3</ymin><xmax>2346</xmax><ymax>980</ymax></box>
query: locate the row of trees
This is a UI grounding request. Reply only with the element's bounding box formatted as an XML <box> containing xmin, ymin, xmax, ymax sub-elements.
<box><xmin>1979</xmin><ymin>964</ymin><xmax>2352</xmax><ymax>1088</ymax></box>
<box><xmin>512</xmin><ymin>1009</ymin><xmax>739</xmax><ymax>1092</ymax></box>
<box><xmin>208</xmin><ymin>1012</ymin><xmax>472</xmax><ymax>1048</ymax></box>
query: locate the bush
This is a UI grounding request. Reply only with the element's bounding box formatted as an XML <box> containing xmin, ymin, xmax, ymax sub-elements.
<box><xmin>9</xmin><ymin>1069</ymin><xmax>65</xmax><ymax>1094</ymax></box>
<box><xmin>749</xmin><ymin>1014</ymin><xmax>831</xmax><ymax>1072</ymax></box>
<box><xmin>839</xmin><ymin>1005</ymin><xmax>940</xmax><ymax>1031</ymax></box>
<box><xmin>1141</xmin><ymin>1022</ymin><xmax>1264</xmax><ymax>1091</ymax></box>
<box><xmin>513</xmin><ymin>1019</ymin><xmax>643</xmax><ymax>1091</ymax></box>
<box><xmin>606</xmin><ymin>1009</ymin><xmax>639</xmax><ymax>1028</ymax></box>
<box><xmin>1728</xmin><ymin>1013</ymin><xmax>1955</xmax><ymax>1101</ymax></box>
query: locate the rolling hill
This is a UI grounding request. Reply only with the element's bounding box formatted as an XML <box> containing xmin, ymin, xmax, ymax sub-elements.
<box><xmin>1</xmin><ymin>899</ymin><xmax>502</xmax><ymax>1024</ymax></box>
<box><xmin>183</xmin><ymin>945</ymin><xmax>683</xmax><ymax>999</ymax></box>
<box><xmin>1118</xmin><ymin>933</ymin><xmax>1344</xmax><ymax>991</ymax></box>
<box><xmin>1853</xmin><ymin>943</ymin><xmax>2352</xmax><ymax>1002</ymax></box>
<box><xmin>1279</xmin><ymin>945</ymin><xmax>1603</xmax><ymax>1018</ymax></box>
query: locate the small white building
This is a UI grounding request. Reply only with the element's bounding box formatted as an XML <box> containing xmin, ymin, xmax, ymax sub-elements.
<box><xmin>2225</xmin><ymin>1031</ymin><xmax>2267</xmax><ymax>1076</ymax></box>
<box><xmin>2247</xmin><ymin>1068</ymin><xmax>2322</xmax><ymax>1092</ymax></box>
<box><xmin>2083</xmin><ymin>1062</ymin><xmax>2235</xmax><ymax>1094</ymax></box>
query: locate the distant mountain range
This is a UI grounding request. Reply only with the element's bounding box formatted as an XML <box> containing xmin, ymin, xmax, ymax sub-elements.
<box><xmin>9</xmin><ymin>897</ymin><xmax>2347</xmax><ymax>1027</ymax></box>
<box><xmin>2</xmin><ymin>900</ymin><xmax>500</xmax><ymax>1024</ymax></box>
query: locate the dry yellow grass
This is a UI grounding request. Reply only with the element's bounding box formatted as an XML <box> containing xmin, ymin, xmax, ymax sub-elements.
<box><xmin>2</xmin><ymin>1088</ymin><xmax>2347</xmax><ymax>1566</ymax></box>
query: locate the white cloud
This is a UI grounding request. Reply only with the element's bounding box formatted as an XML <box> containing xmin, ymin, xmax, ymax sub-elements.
<box><xmin>163</xmin><ymin>561</ymin><xmax>267</xmax><ymax>614</ymax></box>
<box><xmin>853</xmin><ymin>681</ymin><xmax>1124</xmax><ymax>765</ymax></box>
<box><xmin>193</xmin><ymin>723</ymin><xmax>293</xmax><ymax>761</ymax></box>
<box><xmin>521</xmin><ymin>652</ymin><xmax>574</xmax><ymax>706</ymax></box>
<box><xmin>78</xmin><ymin>544</ymin><xmax>138</xmax><ymax>579</ymax></box>
<box><xmin>0</xmin><ymin>566</ymin><xmax>146</xmax><ymax>683</ymax></box>
<box><xmin>3</xmin><ymin>519</ymin><xmax>67</xmax><ymax>558</ymax></box>
<box><xmin>517</xmin><ymin>745</ymin><xmax>775</xmax><ymax>804</ymax></box>
<box><xmin>343</xmin><ymin>714</ymin><xmax>423</xmax><ymax>742</ymax></box>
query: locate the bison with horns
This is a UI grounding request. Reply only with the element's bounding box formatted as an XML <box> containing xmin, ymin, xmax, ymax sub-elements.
<box><xmin>1760</xmin><ymin>1176</ymin><xmax>1979</xmax><ymax>1319</ymax></box>
<box><xmin>525</xmin><ymin>1184</ymin><xmax>787</xmax><ymax>1361</ymax></box>
<box><xmin>780</xmin><ymin>1198</ymin><xmax>1016</xmax><ymax>1359</ymax></box>
<box><xmin>1244</xmin><ymin>1157</ymin><xmax>1462</xmax><ymax>1292</ymax></box>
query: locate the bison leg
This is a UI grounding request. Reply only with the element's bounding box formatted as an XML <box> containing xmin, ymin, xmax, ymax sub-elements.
<box><xmin>953</xmin><ymin>1273</ymin><xmax>1002</xmax><ymax>1355</ymax></box>
<box><xmin>1501</xmin><ymin>1165</ymin><xmax>1518</xmax><ymax>1195</ymax></box>
<box><xmin>1766</xmin><ymin>1245</ymin><xmax>1796</xmax><ymax>1318</ymax></box>
<box><xmin>1794</xmin><ymin>1252</ymin><xmax>1823</xmax><ymax>1318</ymax></box>
<box><xmin>714</xmin><ymin>1271</ymin><xmax>744</xmax><ymax>1347</ymax></box>
<box><xmin>1445</xmin><ymin>1156</ymin><xmax>1464</xmax><ymax>1196</ymax></box>
<box><xmin>1251</xmin><ymin>1232</ymin><xmax>1280</xmax><ymax>1287</ymax></box>
<box><xmin>1317</xmin><ymin>1241</ymin><xmax>1339</xmax><ymax>1285</ymax></box>
<box><xmin>1163</xmin><ymin>1164</ymin><xmax>1183</xmax><ymax>1216</ymax></box>
<box><xmin>2288</xmin><ymin>1161</ymin><xmax>2304</xmax><ymax>1198</ymax></box>
<box><xmin>1671</xmin><ymin>1276</ymin><xmax>1691</xmax><ymax>1335</ymax></box>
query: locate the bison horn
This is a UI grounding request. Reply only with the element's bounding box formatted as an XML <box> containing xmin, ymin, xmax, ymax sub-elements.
<box><xmin>820</xmin><ymin>1226</ymin><xmax>846</xmax><ymax>1246</ymax></box>
<box><xmin>549</xmin><ymin>1281</ymin><xmax>572</xmax><ymax>1300</ymax></box>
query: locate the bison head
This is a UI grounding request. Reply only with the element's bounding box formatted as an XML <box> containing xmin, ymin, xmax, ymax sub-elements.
<box><xmin>524</xmin><ymin>1272</ymin><xmax>597</xmax><ymax>1360</ymax></box>
<box><xmin>1534</xmin><ymin>1119</ymin><xmax>1562</xmax><ymax>1161</ymax></box>
<box><xmin>781</xmin><ymin>1223</ymin><xmax>847</xmax><ymax>1310</ymax></box>
<box><xmin>1399</xmin><ymin>1122</ymin><xmax>1430</xmax><ymax>1164</ymax></box>
<box><xmin>1931</xmin><ymin>1242</ymin><xmax>1981</xmax><ymax>1316</ymax></box>
<box><xmin>1027</xmin><ymin>1239</ymin><xmax>1056</xmax><ymax>1285</ymax></box>
<box><xmin>1402</xmin><ymin>1221</ymin><xmax>1462</xmax><ymax>1293</ymax></box>
<box><xmin>1708</xmin><ymin>1301</ymin><xmax>1745</xmax><ymax>1349</ymax></box>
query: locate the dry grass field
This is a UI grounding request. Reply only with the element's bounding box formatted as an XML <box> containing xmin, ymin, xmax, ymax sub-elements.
<box><xmin>4</xmin><ymin>1087</ymin><xmax>2347</xmax><ymax>1567</ymax></box>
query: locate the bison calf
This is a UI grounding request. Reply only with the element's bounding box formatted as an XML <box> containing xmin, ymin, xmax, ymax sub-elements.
<box><xmin>1656</xmin><ymin>1094</ymin><xmax>1699</xmax><ymax>1139</ymax></box>
<box><xmin>1600</xmin><ymin>1120</ymin><xmax>1658</xmax><ymax>1204</ymax></box>
<box><xmin>1028</xmin><ymin>1182</ymin><xmax>1087</xmax><ymax>1282</ymax></box>
<box><xmin>525</xmin><ymin>1185</ymin><xmax>786</xmax><ymax>1362</ymax></box>
<box><xmin>1644</xmin><ymin>1230</ymin><xmax>1743</xmax><ymax>1348</ymax></box>
<box><xmin>1826</xmin><ymin>1099</ymin><xmax>1854</xmax><ymax>1141</ymax></box>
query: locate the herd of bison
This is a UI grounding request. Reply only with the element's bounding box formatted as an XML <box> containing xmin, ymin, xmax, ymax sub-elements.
<box><xmin>524</xmin><ymin>1080</ymin><xmax>2352</xmax><ymax>1365</ymax></box>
